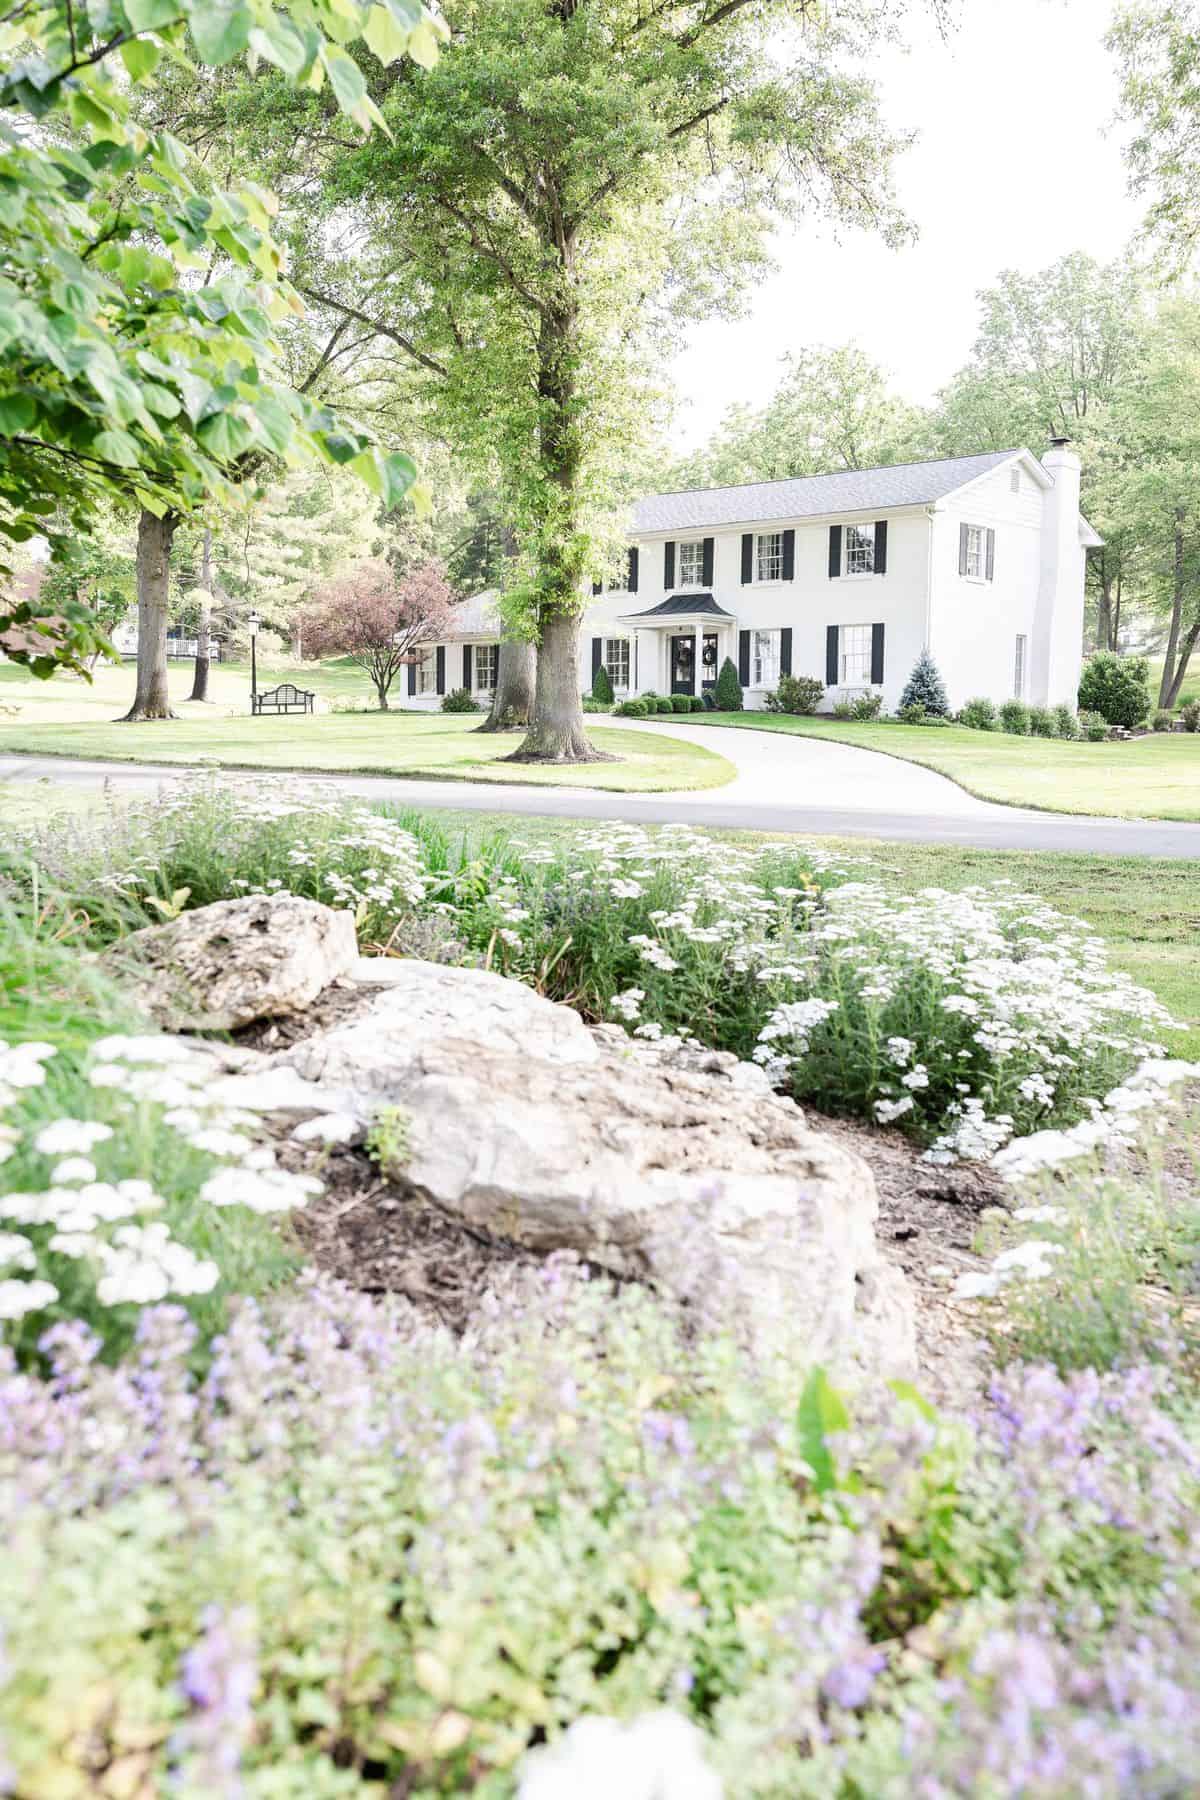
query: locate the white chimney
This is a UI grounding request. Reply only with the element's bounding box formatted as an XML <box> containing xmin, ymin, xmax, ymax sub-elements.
<box><xmin>1032</xmin><ymin>438</ymin><xmax>1085</xmax><ymax>707</ymax></box>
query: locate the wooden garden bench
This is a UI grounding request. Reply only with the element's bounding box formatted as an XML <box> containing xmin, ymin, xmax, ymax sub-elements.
<box><xmin>252</xmin><ymin>682</ymin><xmax>315</xmax><ymax>716</ymax></box>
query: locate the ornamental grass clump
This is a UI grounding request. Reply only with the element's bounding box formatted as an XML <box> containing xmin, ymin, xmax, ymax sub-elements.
<box><xmin>2</xmin><ymin>1267</ymin><xmax>1200</xmax><ymax>1797</ymax></box>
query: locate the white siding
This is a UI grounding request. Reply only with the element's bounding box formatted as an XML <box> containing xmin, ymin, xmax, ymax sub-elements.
<box><xmin>929</xmin><ymin>461</ymin><xmax>1044</xmax><ymax>709</ymax></box>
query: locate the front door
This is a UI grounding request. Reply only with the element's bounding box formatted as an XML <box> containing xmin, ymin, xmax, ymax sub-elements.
<box><xmin>670</xmin><ymin>633</ymin><xmax>695</xmax><ymax>696</ymax></box>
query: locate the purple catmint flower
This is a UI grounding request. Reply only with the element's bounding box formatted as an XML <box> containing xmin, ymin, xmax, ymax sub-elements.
<box><xmin>171</xmin><ymin>1605</ymin><xmax>257</xmax><ymax>1797</ymax></box>
<box><xmin>822</xmin><ymin>1647</ymin><xmax>886</xmax><ymax>1710</ymax></box>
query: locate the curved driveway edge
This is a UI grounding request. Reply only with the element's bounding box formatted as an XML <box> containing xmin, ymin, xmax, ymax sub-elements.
<box><xmin>2</xmin><ymin>730</ymin><xmax>1199</xmax><ymax>859</ymax></box>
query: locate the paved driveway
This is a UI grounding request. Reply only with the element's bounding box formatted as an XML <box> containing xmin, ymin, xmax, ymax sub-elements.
<box><xmin>2</xmin><ymin>726</ymin><xmax>1198</xmax><ymax>858</ymax></box>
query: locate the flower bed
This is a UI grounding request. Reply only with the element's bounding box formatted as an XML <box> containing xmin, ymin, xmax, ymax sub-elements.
<box><xmin>2</xmin><ymin>1267</ymin><xmax>1199</xmax><ymax>1797</ymax></box>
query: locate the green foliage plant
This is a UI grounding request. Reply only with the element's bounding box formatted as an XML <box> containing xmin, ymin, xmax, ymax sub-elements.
<box><xmin>1078</xmin><ymin>653</ymin><xmax>1152</xmax><ymax>728</ymax></box>
<box><xmin>1079</xmin><ymin>709</ymin><xmax>1110</xmax><ymax>741</ymax></box>
<box><xmin>441</xmin><ymin>687</ymin><xmax>478</xmax><ymax>713</ymax></box>
<box><xmin>714</xmin><ymin>658</ymin><xmax>745</xmax><ymax>711</ymax></box>
<box><xmin>591</xmin><ymin>663</ymin><xmax>614</xmax><ymax>705</ymax></box>
<box><xmin>1153</xmin><ymin>709</ymin><xmax>1176</xmax><ymax>732</ymax></box>
<box><xmin>958</xmin><ymin>696</ymin><xmax>998</xmax><ymax>730</ymax></box>
<box><xmin>898</xmin><ymin>649</ymin><xmax>951</xmax><ymax>717</ymax></box>
<box><xmin>1182</xmin><ymin>700</ymin><xmax>1200</xmax><ymax>731</ymax></box>
<box><xmin>999</xmin><ymin>699</ymin><xmax>1031</xmax><ymax>735</ymax></box>
<box><xmin>766</xmin><ymin>674</ymin><xmax>825</xmax><ymax>715</ymax></box>
<box><xmin>1053</xmin><ymin>704</ymin><xmax>1080</xmax><ymax>739</ymax></box>
<box><xmin>1028</xmin><ymin>704</ymin><xmax>1057</xmax><ymax>738</ymax></box>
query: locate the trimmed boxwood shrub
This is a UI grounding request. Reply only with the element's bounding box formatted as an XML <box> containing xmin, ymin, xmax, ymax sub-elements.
<box><xmin>688</xmin><ymin>694</ymin><xmax>706</xmax><ymax>712</ymax></box>
<box><xmin>959</xmin><ymin>696</ymin><xmax>998</xmax><ymax>730</ymax></box>
<box><xmin>615</xmin><ymin>698</ymin><xmax>647</xmax><ymax>718</ymax></box>
<box><xmin>1053</xmin><ymin>704</ymin><xmax>1080</xmax><ymax>739</ymax></box>
<box><xmin>1079</xmin><ymin>709</ymin><xmax>1109</xmax><ymax>741</ymax></box>
<box><xmin>440</xmin><ymin>687</ymin><xmax>478</xmax><ymax>713</ymax></box>
<box><xmin>1000</xmin><ymin>699</ymin><xmax>1030</xmax><ymax>735</ymax></box>
<box><xmin>670</xmin><ymin>694</ymin><xmax>691</xmax><ymax>713</ymax></box>
<box><xmin>1078</xmin><ymin>652</ymin><xmax>1151</xmax><ymax>728</ymax></box>
<box><xmin>714</xmin><ymin>657</ymin><xmax>744</xmax><ymax>711</ymax></box>
<box><xmin>766</xmin><ymin>673</ymin><xmax>825</xmax><ymax>716</ymax></box>
<box><xmin>1029</xmin><ymin>704</ymin><xmax>1056</xmax><ymax>738</ymax></box>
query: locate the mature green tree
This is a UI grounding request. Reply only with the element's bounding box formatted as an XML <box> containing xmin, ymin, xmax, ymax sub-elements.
<box><xmin>1109</xmin><ymin>1</ymin><xmax>1200</xmax><ymax>267</ymax></box>
<box><xmin>36</xmin><ymin>507</ymin><xmax>135</xmax><ymax>671</ymax></box>
<box><xmin>222</xmin><ymin>0</ymin><xmax>934</xmax><ymax>761</ymax></box>
<box><xmin>0</xmin><ymin>0</ymin><xmax>436</xmax><ymax>681</ymax></box>
<box><xmin>672</xmin><ymin>345</ymin><xmax>928</xmax><ymax>488</ymax></box>
<box><xmin>1102</xmin><ymin>297</ymin><xmax>1200</xmax><ymax>707</ymax></box>
<box><xmin>929</xmin><ymin>253</ymin><xmax>1151</xmax><ymax>651</ymax></box>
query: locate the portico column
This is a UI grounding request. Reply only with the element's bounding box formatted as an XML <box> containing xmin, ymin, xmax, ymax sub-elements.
<box><xmin>693</xmin><ymin>624</ymin><xmax>701</xmax><ymax>697</ymax></box>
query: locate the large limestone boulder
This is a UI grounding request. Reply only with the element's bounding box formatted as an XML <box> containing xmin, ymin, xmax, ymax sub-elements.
<box><xmin>105</xmin><ymin>894</ymin><xmax>359</xmax><ymax>1031</ymax></box>
<box><xmin>279</xmin><ymin>960</ymin><xmax>916</xmax><ymax>1378</ymax></box>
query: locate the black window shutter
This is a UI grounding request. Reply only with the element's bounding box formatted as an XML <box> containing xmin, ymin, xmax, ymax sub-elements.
<box><xmin>780</xmin><ymin>627</ymin><xmax>792</xmax><ymax>676</ymax></box>
<box><xmin>436</xmin><ymin>645</ymin><xmax>445</xmax><ymax>695</ymax></box>
<box><xmin>407</xmin><ymin>659</ymin><xmax>417</xmax><ymax>696</ymax></box>
<box><xmin>871</xmin><ymin>623</ymin><xmax>885</xmax><ymax>685</ymax></box>
<box><xmin>826</xmin><ymin>625</ymin><xmax>839</xmax><ymax>686</ymax></box>
<box><xmin>959</xmin><ymin>522</ymin><xmax>969</xmax><ymax>575</ymax></box>
<box><xmin>828</xmin><ymin>526</ymin><xmax>842</xmax><ymax>579</ymax></box>
<box><xmin>664</xmin><ymin>541</ymin><xmax>675</xmax><ymax>590</ymax></box>
<box><xmin>986</xmin><ymin>528</ymin><xmax>996</xmax><ymax>581</ymax></box>
<box><xmin>738</xmin><ymin>629</ymin><xmax>751</xmax><ymax>685</ymax></box>
<box><xmin>702</xmin><ymin>536</ymin><xmax>714</xmax><ymax>586</ymax></box>
<box><xmin>874</xmin><ymin>520</ymin><xmax>888</xmax><ymax>575</ymax></box>
<box><xmin>782</xmin><ymin>529</ymin><xmax>795</xmax><ymax>580</ymax></box>
<box><xmin>591</xmin><ymin>636</ymin><xmax>602</xmax><ymax>679</ymax></box>
<box><xmin>462</xmin><ymin>644</ymin><xmax>473</xmax><ymax>689</ymax></box>
<box><xmin>627</xmin><ymin>547</ymin><xmax>639</xmax><ymax>593</ymax></box>
<box><xmin>741</xmin><ymin>534</ymin><xmax>754</xmax><ymax>584</ymax></box>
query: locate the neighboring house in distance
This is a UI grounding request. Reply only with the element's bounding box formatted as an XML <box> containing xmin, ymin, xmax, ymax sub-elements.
<box><xmin>408</xmin><ymin>441</ymin><xmax>1100</xmax><ymax>713</ymax></box>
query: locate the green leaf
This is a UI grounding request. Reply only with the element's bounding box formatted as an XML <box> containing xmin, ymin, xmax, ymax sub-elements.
<box><xmin>406</xmin><ymin>18</ymin><xmax>442</xmax><ymax>69</ymax></box>
<box><xmin>0</xmin><ymin>393</ymin><xmax>37</xmax><ymax>433</ymax></box>
<box><xmin>197</xmin><ymin>408</ymin><xmax>253</xmax><ymax>460</ymax></box>
<box><xmin>888</xmin><ymin>1379</ymin><xmax>938</xmax><ymax>1424</ymax></box>
<box><xmin>119</xmin><ymin>37</ymin><xmax>162</xmax><ymax>81</ymax></box>
<box><xmin>93</xmin><ymin>427</ymin><xmax>142</xmax><ymax>467</ymax></box>
<box><xmin>796</xmin><ymin>1367</ymin><xmax>850</xmax><ymax>1496</ymax></box>
<box><xmin>323</xmin><ymin>44</ymin><xmax>367</xmax><ymax>115</ymax></box>
<box><xmin>248</xmin><ymin>16</ymin><xmax>310</xmax><ymax>78</ymax></box>
<box><xmin>379</xmin><ymin>448</ymin><xmax>418</xmax><ymax>507</ymax></box>
<box><xmin>186</xmin><ymin>0</ymin><xmax>253</xmax><ymax>66</ymax></box>
<box><xmin>364</xmin><ymin>3</ymin><xmax>410</xmax><ymax>64</ymax></box>
<box><xmin>125</xmin><ymin>0</ymin><xmax>182</xmax><ymax>26</ymax></box>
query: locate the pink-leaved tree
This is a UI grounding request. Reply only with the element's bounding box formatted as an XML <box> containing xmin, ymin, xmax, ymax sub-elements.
<box><xmin>300</xmin><ymin>559</ymin><xmax>453</xmax><ymax>711</ymax></box>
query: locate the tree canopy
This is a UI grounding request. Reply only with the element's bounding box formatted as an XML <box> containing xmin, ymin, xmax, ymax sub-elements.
<box><xmin>0</xmin><ymin>0</ymin><xmax>441</xmax><ymax>672</ymax></box>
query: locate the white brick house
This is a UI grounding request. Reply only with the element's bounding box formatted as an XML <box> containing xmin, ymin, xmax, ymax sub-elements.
<box><xmin>411</xmin><ymin>444</ymin><xmax>1100</xmax><ymax>713</ymax></box>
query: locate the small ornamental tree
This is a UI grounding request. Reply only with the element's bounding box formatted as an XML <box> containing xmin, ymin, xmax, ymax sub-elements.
<box><xmin>715</xmin><ymin>657</ymin><xmax>744</xmax><ymax>712</ymax></box>
<box><xmin>1078</xmin><ymin>652</ymin><xmax>1152</xmax><ymax>728</ymax></box>
<box><xmin>899</xmin><ymin>649</ymin><xmax>950</xmax><ymax>717</ymax></box>
<box><xmin>591</xmin><ymin>662</ymin><xmax>614</xmax><ymax>705</ymax></box>
<box><xmin>300</xmin><ymin>559</ymin><xmax>452</xmax><ymax>711</ymax></box>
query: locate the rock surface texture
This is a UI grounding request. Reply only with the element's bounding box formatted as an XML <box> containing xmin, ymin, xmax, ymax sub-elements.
<box><xmin>105</xmin><ymin>894</ymin><xmax>359</xmax><ymax>1031</ymax></box>
<box><xmin>277</xmin><ymin>959</ymin><xmax>916</xmax><ymax>1379</ymax></box>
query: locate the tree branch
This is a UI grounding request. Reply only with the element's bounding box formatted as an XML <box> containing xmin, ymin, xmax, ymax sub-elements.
<box><xmin>300</xmin><ymin>286</ymin><xmax>450</xmax><ymax>379</ymax></box>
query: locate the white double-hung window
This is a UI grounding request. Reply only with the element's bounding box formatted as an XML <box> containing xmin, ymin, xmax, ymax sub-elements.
<box><xmin>752</xmin><ymin>629</ymin><xmax>780</xmax><ymax>687</ymax></box>
<box><xmin>474</xmin><ymin>643</ymin><xmax>498</xmax><ymax>692</ymax></box>
<box><xmin>603</xmin><ymin>637</ymin><xmax>630</xmax><ymax>690</ymax></box>
<box><xmin>417</xmin><ymin>651</ymin><xmax>436</xmax><ymax>694</ymax></box>
<box><xmin>1014</xmin><ymin>634</ymin><xmax>1027</xmax><ymax>699</ymax></box>
<box><xmin>844</xmin><ymin>523</ymin><xmax>876</xmax><ymax>575</ymax></box>
<box><xmin>840</xmin><ymin>624</ymin><xmax>874</xmax><ymax>686</ymax></box>
<box><xmin>964</xmin><ymin>524</ymin><xmax>986</xmax><ymax>579</ymax></box>
<box><xmin>678</xmin><ymin>540</ymin><xmax>705</xmax><ymax>587</ymax></box>
<box><xmin>755</xmin><ymin>531</ymin><xmax>784</xmax><ymax>582</ymax></box>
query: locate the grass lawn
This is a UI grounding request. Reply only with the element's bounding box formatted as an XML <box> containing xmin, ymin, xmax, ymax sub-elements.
<box><xmin>0</xmin><ymin>652</ymin><xmax>373</xmax><ymax>722</ymax></box>
<box><xmin>408</xmin><ymin>807</ymin><xmax>1200</xmax><ymax>1061</ymax></box>
<box><xmin>677</xmin><ymin>711</ymin><xmax>1200</xmax><ymax>822</ymax></box>
<box><xmin>0</xmin><ymin>710</ymin><xmax>734</xmax><ymax>793</ymax></box>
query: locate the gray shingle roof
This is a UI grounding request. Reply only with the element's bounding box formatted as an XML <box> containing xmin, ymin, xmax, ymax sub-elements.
<box><xmin>622</xmin><ymin>594</ymin><xmax>734</xmax><ymax>620</ymax></box>
<box><xmin>632</xmin><ymin>451</ymin><xmax>1023</xmax><ymax>534</ymax></box>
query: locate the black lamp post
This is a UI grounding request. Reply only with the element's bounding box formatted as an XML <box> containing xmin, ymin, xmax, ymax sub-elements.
<box><xmin>248</xmin><ymin>610</ymin><xmax>260</xmax><ymax>712</ymax></box>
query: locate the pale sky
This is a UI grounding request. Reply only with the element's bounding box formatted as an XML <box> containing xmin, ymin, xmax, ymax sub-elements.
<box><xmin>669</xmin><ymin>0</ymin><xmax>1142</xmax><ymax>447</ymax></box>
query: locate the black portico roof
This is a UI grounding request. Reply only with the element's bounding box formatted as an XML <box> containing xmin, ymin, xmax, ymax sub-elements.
<box><xmin>620</xmin><ymin>593</ymin><xmax>734</xmax><ymax>620</ymax></box>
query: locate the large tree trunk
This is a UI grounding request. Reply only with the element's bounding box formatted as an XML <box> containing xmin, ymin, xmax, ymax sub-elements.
<box><xmin>508</xmin><ymin>307</ymin><xmax>609</xmax><ymax>763</ymax></box>
<box><xmin>1158</xmin><ymin>511</ymin><xmax>1187</xmax><ymax>709</ymax></box>
<box><xmin>477</xmin><ymin>637</ymin><xmax>536</xmax><ymax>731</ymax></box>
<box><xmin>188</xmin><ymin>526</ymin><xmax>213</xmax><ymax>703</ymax></box>
<box><xmin>1163</xmin><ymin>614</ymin><xmax>1200</xmax><ymax>708</ymax></box>
<box><xmin>119</xmin><ymin>509</ymin><xmax>177</xmax><ymax>721</ymax></box>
